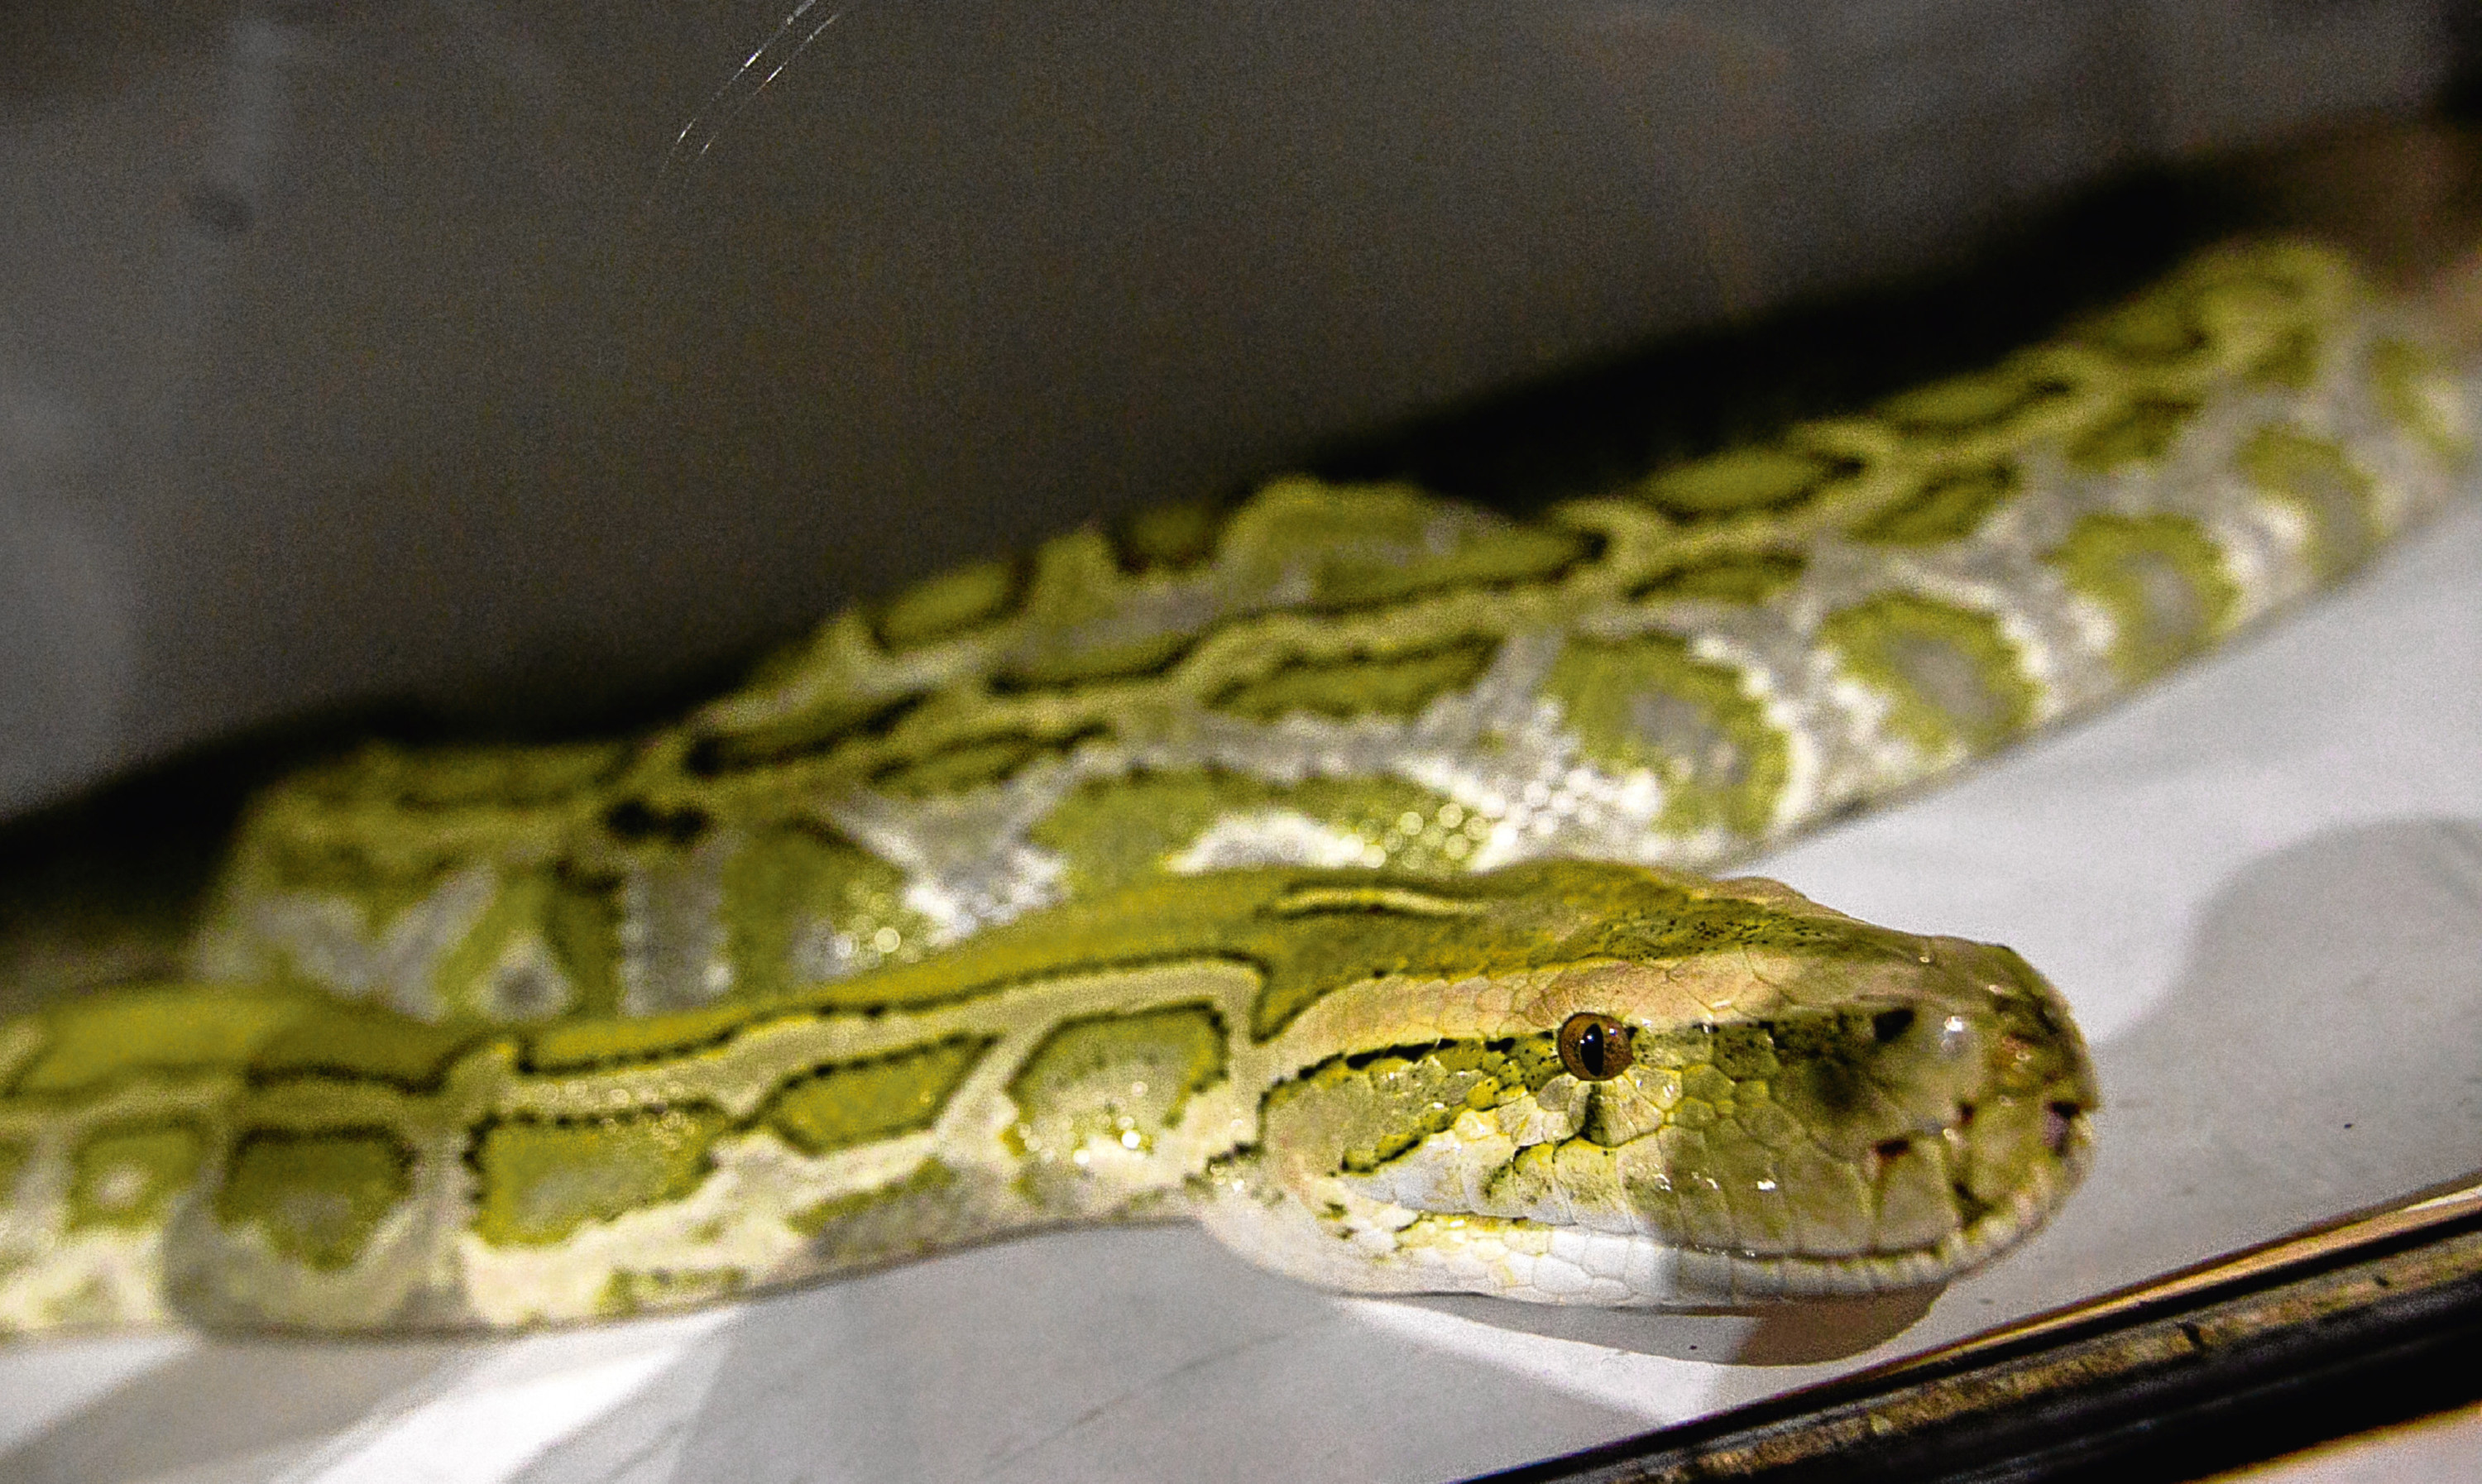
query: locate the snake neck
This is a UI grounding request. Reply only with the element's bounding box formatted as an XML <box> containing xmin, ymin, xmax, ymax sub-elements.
<box><xmin>0</xmin><ymin>945</ymin><xmax>1304</xmax><ymax>1332</ymax></box>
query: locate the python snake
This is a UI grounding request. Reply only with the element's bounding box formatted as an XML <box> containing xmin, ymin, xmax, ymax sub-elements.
<box><xmin>0</xmin><ymin>239</ymin><xmax>2468</xmax><ymax>1336</ymax></box>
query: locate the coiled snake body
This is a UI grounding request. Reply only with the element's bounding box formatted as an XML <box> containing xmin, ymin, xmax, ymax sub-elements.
<box><xmin>0</xmin><ymin>241</ymin><xmax>2466</xmax><ymax>1335</ymax></box>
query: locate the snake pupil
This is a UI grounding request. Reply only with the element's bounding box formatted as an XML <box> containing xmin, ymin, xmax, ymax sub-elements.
<box><xmin>1558</xmin><ymin>1012</ymin><xmax>1634</xmax><ymax>1080</ymax></box>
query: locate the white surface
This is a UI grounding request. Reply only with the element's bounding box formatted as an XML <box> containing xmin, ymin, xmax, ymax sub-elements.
<box><xmin>2230</xmin><ymin>1400</ymin><xmax>2482</xmax><ymax>1482</ymax></box>
<box><xmin>0</xmin><ymin>495</ymin><xmax>2477</xmax><ymax>1483</ymax></box>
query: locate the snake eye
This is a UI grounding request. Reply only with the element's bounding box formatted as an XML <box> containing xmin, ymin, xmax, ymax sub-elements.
<box><xmin>1557</xmin><ymin>1012</ymin><xmax>1635</xmax><ymax>1080</ymax></box>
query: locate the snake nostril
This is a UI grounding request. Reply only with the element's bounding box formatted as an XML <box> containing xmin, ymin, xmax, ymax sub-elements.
<box><xmin>2043</xmin><ymin>1102</ymin><xmax>2079</xmax><ymax>1155</ymax></box>
<box><xmin>1872</xmin><ymin>1008</ymin><xmax>1916</xmax><ymax>1044</ymax></box>
<box><xmin>1866</xmin><ymin>1137</ymin><xmax>1911</xmax><ymax>1180</ymax></box>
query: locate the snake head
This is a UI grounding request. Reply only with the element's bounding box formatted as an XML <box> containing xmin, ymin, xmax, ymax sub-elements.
<box><xmin>1199</xmin><ymin>869</ymin><xmax>2098</xmax><ymax>1305</ymax></box>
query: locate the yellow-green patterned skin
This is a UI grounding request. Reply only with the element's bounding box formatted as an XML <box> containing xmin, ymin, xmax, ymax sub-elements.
<box><xmin>0</xmin><ymin>241</ymin><xmax>2468</xmax><ymax>1335</ymax></box>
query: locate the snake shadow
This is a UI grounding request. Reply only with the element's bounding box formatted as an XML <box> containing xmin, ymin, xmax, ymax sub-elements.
<box><xmin>1689</xmin><ymin>813</ymin><xmax>2482</xmax><ymax>1411</ymax></box>
<box><xmin>1430</xmin><ymin>814</ymin><xmax>2482</xmax><ymax>1374</ymax></box>
<box><xmin>1976</xmin><ymin>814</ymin><xmax>2482</xmax><ymax>1300</ymax></box>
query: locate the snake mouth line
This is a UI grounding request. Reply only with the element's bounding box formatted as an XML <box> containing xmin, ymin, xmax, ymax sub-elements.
<box><xmin>1388</xmin><ymin>1099</ymin><xmax>2100</xmax><ymax>1306</ymax></box>
<box><xmin>1359</xmin><ymin>1102</ymin><xmax>2095</xmax><ymax>1307</ymax></box>
<box><xmin>1660</xmin><ymin>1112</ymin><xmax>2097</xmax><ymax>1302</ymax></box>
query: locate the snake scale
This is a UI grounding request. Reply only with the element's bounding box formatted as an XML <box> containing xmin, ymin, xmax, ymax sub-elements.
<box><xmin>0</xmin><ymin>239</ymin><xmax>2469</xmax><ymax>1338</ymax></box>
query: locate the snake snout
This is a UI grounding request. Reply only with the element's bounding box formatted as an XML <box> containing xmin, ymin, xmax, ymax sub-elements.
<box><xmin>1923</xmin><ymin>942</ymin><xmax>2100</xmax><ymax>1253</ymax></box>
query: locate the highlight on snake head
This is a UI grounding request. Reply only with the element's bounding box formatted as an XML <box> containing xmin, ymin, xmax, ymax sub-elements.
<box><xmin>1198</xmin><ymin>872</ymin><xmax>2099</xmax><ymax>1306</ymax></box>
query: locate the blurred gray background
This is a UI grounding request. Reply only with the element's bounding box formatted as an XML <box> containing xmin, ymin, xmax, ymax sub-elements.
<box><xmin>0</xmin><ymin>0</ymin><xmax>2470</xmax><ymax>816</ymax></box>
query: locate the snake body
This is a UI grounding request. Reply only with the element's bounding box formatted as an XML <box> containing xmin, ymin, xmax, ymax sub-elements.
<box><xmin>0</xmin><ymin>240</ymin><xmax>2466</xmax><ymax>1336</ymax></box>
